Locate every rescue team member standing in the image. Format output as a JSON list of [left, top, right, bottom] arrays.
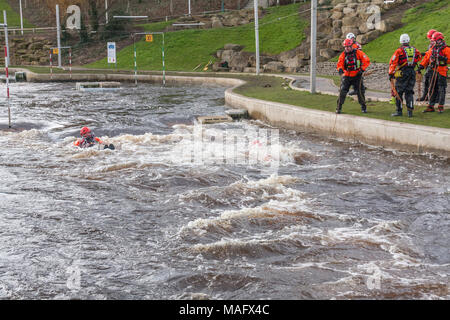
[[417, 29, 437, 102], [388, 34, 422, 117], [336, 38, 371, 114], [418, 32, 450, 113], [346, 33, 363, 96]]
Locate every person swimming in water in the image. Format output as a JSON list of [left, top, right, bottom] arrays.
[[74, 127, 115, 150]]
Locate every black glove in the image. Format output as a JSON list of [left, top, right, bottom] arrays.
[[357, 70, 363, 77], [389, 74, 394, 81], [338, 69, 344, 75], [421, 52, 426, 57], [418, 64, 424, 71]]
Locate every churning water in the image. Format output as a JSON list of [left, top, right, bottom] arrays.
[[0, 82, 448, 299]]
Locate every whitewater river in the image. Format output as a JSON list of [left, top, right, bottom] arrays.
[[0, 82, 448, 299]]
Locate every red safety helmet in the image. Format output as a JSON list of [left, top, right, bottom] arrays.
[[343, 38, 353, 47], [427, 29, 437, 40], [80, 126, 91, 137], [432, 32, 444, 41]]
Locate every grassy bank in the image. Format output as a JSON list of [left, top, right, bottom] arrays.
[[234, 75, 450, 129], [0, 0, 33, 28], [358, 0, 450, 63], [86, 3, 308, 71]]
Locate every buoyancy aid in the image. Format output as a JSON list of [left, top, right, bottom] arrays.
[[344, 50, 361, 71], [74, 134, 103, 148], [430, 45, 449, 68], [398, 46, 417, 67]]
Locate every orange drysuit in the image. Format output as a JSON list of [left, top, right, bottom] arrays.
[[420, 45, 450, 77], [336, 49, 370, 77]]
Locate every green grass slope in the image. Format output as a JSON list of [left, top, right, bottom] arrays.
[[362, 0, 450, 63], [86, 3, 308, 71], [0, 0, 33, 28]]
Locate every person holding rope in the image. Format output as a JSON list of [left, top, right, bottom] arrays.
[[388, 34, 422, 118], [417, 29, 437, 102], [336, 38, 371, 114], [418, 32, 450, 113]]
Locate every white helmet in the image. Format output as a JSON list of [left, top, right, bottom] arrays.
[[346, 33, 355, 40], [400, 34, 410, 44]]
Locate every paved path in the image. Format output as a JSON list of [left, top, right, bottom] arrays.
[[290, 75, 450, 107]]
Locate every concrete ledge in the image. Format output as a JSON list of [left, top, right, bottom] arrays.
[[24, 71, 244, 87], [225, 84, 450, 157]]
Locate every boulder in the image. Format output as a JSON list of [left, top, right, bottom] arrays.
[[211, 18, 223, 28], [341, 26, 359, 37], [277, 50, 297, 62], [378, 17, 402, 33], [331, 11, 343, 20], [318, 23, 332, 34], [250, 55, 276, 67], [216, 49, 224, 59], [343, 7, 355, 15], [332, 3, 346, 11], [212, 62, 221, 72], [221, 50, 238, 63], [320, 48, 338, 60], [264, 61, 285, 73], [223, 17, 240, 27], [358, 22, 372, 34], [342, 16, 362, 27], [332, 20, 342, 28], [283, 57, 306, 69], [332, 27, 343, 38], [229, 51, 253, 69], [355, 3, 371, 14], [201, 21, 212, 29], [318, 11, 331, 20], [356, 29, 381, 44], [328, 38, 344, 51]]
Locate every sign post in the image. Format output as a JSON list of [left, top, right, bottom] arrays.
[[107, 42, 117, 71], [50, 46, 72, 78], [0, 22, 10, 128], [133, 32, 165, 86], [50, 50, 53, 80], [3, 11, 10, 66], [56, 5, 62, 68]]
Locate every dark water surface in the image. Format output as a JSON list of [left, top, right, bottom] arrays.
[[0, 82, 448, 299]]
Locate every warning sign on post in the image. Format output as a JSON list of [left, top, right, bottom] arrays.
[[146, 34, 153, 42], [107, 42, 116, 64]]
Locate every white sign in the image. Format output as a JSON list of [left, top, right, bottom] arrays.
[[107, 42, 116, 64]]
